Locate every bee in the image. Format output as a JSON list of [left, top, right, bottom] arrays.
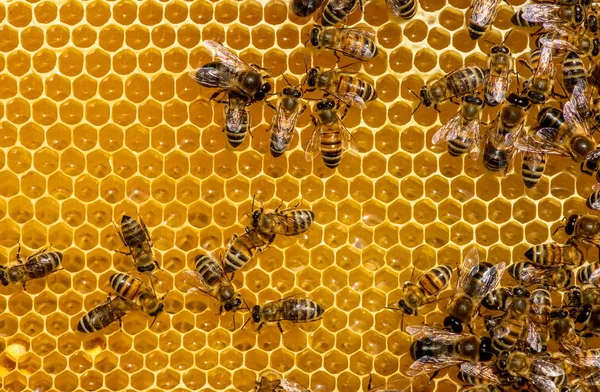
[[305, 66, 377, 109], [461, 386, 503, 392], [0, 245, 63, 290], [525, 242, 583, 267], [512, 3, 586, 29], [250, 200, 315, 237], [467, 0, 502, 40], [587, 13, 599, 35], [321, 0, 361, 26], [215, 91, 252, 148], [308, 25, 378, 61], [508, 261, 573, 288], [109, 272, 167, 325], [487, 287, 543, 354], [482, 93, 530, 176], [521, 149, 548, 188], [224, 227, 275, 274], [563, 214, 600, 249], [587, 187, 600, 210], [77, 296, 135, 333], [291, 0, 326, 17], [531, 286, 553, 349], [432, 95, 483, 158], [385, 0, 417, 19], [250, 297, 325, 333], [577, 261, 600, 286], [496, 350, 568, 392], [305, 98, 358, 169], [417, 66, 487, 110], [482, 287, 515, 311], [444, 248, 505, 333], [406, 325, 494, 378], [485, 41, 513, 107], [577, 304, 600, 335], [520, 44, 556, 104], [113, 214, 160, 274], [183, 252, 244, 318], [564, 51, 587, 94], [190, 40, 272, 102], [550, 314, 588, 355], [566, 285, 600, 326], [255, 372, 310, 392], [564, 348, 600, 371], [266, 76, 307, 157]]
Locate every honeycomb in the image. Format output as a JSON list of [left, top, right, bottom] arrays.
[[0, 0, 598, 391]]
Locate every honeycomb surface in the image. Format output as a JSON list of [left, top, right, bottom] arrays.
[[0, 0, 598, 391]]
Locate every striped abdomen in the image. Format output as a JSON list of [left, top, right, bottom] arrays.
[[578, 262, 600, 285], [110, 273, 143, 300], [482, 141, 509, 172], [277, 299, 325, 322], [320, 126, 344, 168], [224, 229, 273, 273], [465, 263, 495, 297], [195, 254, 223, 288], [336, 75, 377, 103], [418, 265, 452, 297], [446, 66, 487, 97], [275, 210, 315, 235], [386, 0, 417, 19], [588, 190, 600, 210], [511, 9, 541, 27], [77, 298, 130, 333], [269, 125, 294, 157], [563, 51, 586, 94], [448, 131, 475, 156], [225, 104, 250, 148], [340, 30, 378, 60], [322, 0, 359, 26], [491, 315, 525, 353], [521, 152, 546, 188], [26, 251, 63, 279], [468, 0, 500, 39]]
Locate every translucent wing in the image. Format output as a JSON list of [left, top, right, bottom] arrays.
[[533, 128, 573, 156], [406, 356, 466, 377], [588, 264, 600, 285], [530, 374, 560, 392], [340, 120, 359, 153], [432, 113, 462, 146], [226, 104, 248, 133], [523, 150, 543, 172], [190, 66, 235, 89], [533, 359, 565, 378], [565, 80, 592, 121], [486, 73, 510, 106], [472, 262, 506, 299], [539, 34, 579, 52], [182, 269, 222, 298], [281, 378, 310, 392], [534, 44, 555, 81], [406, 325, 462, 342], [204, 40, 252, 73], [275, 105, 301, 133], [521, 4, 564, 24], [514, 134, 571, 157], [465, 117, 482, 160], [592, 195, 600, 209], [459, 362, 502, 385], [339, 27, 376, 40], [264, 210, 314, 234], [564, 80, 593, 136], [335, 91, 367, 109], [570, 350, 600, 369], [328, 0, 358, 11], [457, 248, 480, 295], [304, 126, 322, 162], [471, 0, 500, 26], [526, 320, 543, 353], [586, 148, 600, 163]]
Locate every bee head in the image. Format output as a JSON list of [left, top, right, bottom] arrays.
[[251, 305, 261, 323], [225, 297, 242, 312], [251, 209, 262, 227], [292, 89, 302, 98], [578, 304, 593, 324], [575, 5, 584, 23], [317, 99, 335, 110], [121, 215, 132, 224], [0, 267, 7, 286], [419, 86, 431, 107], [479, 337, 493, 361], [588, 15, 598, 33], [593, 38, 600, 57], [309, 27, 321, 47], [463, 95, 483, 106], [513, 286, 530, 298], [507, 93, 529, 108], [565, 214, 579, 235], [148, 300, 165, 317], [253, 82, 272, 101], [283, 87, 292, 96], [526, 90, 545, 105], [443, 316, 463, 333], [307, 68, 319, 87]]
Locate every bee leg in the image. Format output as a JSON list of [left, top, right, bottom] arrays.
[[22, 283, 27, 291], [209, 89, 227, 102], [518, 59, 535, 75], [341, 104, 350, 120], [257, 323, 263, 334], [581, 162, 595, 175], [311, 115, 318, 126], [118, 317, 123, 330], [367, 374, 372, 391], [114, 249, 132, 256], [153, 259, 161, 270], [467, 324, 474, 334], [429, 370, 440, 382], [277, 322, 284, 334], [266, 100, 277, 111], [333, 51, 342, 63], [299, 104, 308, 115], [16, 243, 23, 264], [250, 63, 268, 71], [111, 220, 128, 247]]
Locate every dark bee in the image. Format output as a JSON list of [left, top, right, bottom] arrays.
[[550, 313, 588, 355], [468, 0, 502, 40], [432, 95, 483, 158], [250, 297, 325, 333], [531, 286, 553, 349], [250, 200, 315, 237], [482, 287, 514, 311], [485, 42, 513, 107], [508, 261, 573, 288], [406, 325, 493, 377], [214, 91, 252, 148], [109, 272, 166, 324], [308, 25, 378, 61], [577, 304, 600, 336], [305, 98, 358, 169], [563, 214, 600, 249], [444, 248, 505, 333], [418, 66, 487, 110], [496, 351, 568, 392], [587, 13, 599, 35], [266, 76, 307, 157], [563, 51, 587, 94], [0, 245, 63, 290], [389, 265, 453, 316], [291, 0, 326, 17], [113, 214, 159, 274], [77, 296, 134, 333], [224, 227, 275, 274], [525, 242, 583, 267], [305, 66, 377, 108], [190, 40, 272, 102], [321, 0, 361, 26], [385, 0, 417, 19]]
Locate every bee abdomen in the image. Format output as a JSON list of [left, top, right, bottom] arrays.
[[285, 299, 325, 322], [511, 10, 540, 27], [195, 255, 221, 286], [322, 0, 358, 26], [468, 20, 488, 40], [448, 136, 472, 156], [321, 132, 343, 168], [337, 76, 377, 103], [224, 235, 255, 273], [420, 265, 453, 296], [225, 126, 247, 148], [588, 191, 600, 210], [396, 0, 417, 19], [483, 143, 508, 172], [521, 153, 546, 188], [563, 52, 586, 94], [110, 273, 142, 300], [447, 66, 486, 96]]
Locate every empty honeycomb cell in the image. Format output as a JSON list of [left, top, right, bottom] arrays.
[[152, 24, 176, 49], [112, 149, 137, 179], [165, 48, 188, 73], [0, 26, 19, 53], [513, 198, 536, 224], [475, 222, 499, 246], [500, 221, 523, 246], [8, 195, 33, 224], [99, 74, 124, 101], [45, 313, 68, 338], [8, 50, 32, 77], [8, 2, 31, 27], [489, 199, 511, 224], [59, 0, 84, 25], [72, 24, 98, 47], [140, 48, 163, 73], [21, 26, 45, 52], [46, 25, 71, 49]]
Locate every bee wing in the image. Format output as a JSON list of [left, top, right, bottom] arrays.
[[340, 27, 376, 40], [335, 91, 367, 109], [281, 378, 310, 392], [474, 262, 506, 299], [227, 105, 247, 133], [587, 148, 600, 163], [470, 0, 500, 26], [465, 118, 482, 160], [432, 113, 462, 146], [520, 4, 562, 24], [534, 44, 554, 80], [406, 356, 465, 377], [406, 325, 462, 341], [588, 266, 600, 285], [539, 34, 578, 52], [204, 40, 253, 73], [459, 362, 502, 385], [327, 0, 357, 11], [533, 359, 565, 378], [530, 374, 560, 392], [514, 135, 569, 157], [276, 106, 301, 133], [340, 120, 359, 153], [304, 126, 322, 162], [182, 269, 221, 297], [571, 351, 600, 370], [526, 320, 543, 353], [533, 128, 575, 156], [457, 248, 481, 294], [592, 193, 600, 209], [190, 65, 235, 89], [564, 80, 593, 135]]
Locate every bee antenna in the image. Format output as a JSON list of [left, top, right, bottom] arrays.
[[251, 194, 256, 212], [149, 315, 158, 329], [241, 315, 253, 330], [484, 39, 496, 46], [411, 102, 421, 115], [553, 224, 565, 236], [503, 30, 513, 45], [281, 72, 293, 87]]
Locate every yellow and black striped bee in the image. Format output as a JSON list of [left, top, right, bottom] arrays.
[[458, 362, 508, 387], [305, 65, 377, 109], [215, 91, 252, 148], [520, 44, 556, 104], [0, 245, 63, 290], [292, 0, 326, 17], [388, 265, 453, 317], [531, 286, 554, 349], [566, 348, 600, 371], [521, 148, 548, 188], [496, 351, 568, 392], [321, 0, 362, 26], [563, 214, 600, 249], [305, 98, 358, 169], [266, 76, 307, 157], [525, 242, 583, 267], [564, 51, 587, 94], [482, 287, 515, 312], [250, 297, 325, 333], [432, 95, 483, 158], [109, 272, 166, 324], [113, 214, 160, 274], [250, 200, 315, 237], [183, 252, 245, 319], [406, 325, 493, 378], [77, 296, 135, 333], [190, 40, 272, 102], [467, 0, 502, 40], [308, 25, 379, 61], [385, 0, 417, 19], [485, 41, 513, 107], [512, 3, 586, 29], [417, 66, 487, 110], [508, 261, 573, 288], [444, 248, 505, 333], [224, 227, 275, 274]]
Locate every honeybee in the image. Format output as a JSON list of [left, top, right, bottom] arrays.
[[459, 362, 508, 386], [250, 297, 325, 333], [566, 285, 600, 327], [485, 41, 513, 107], [444, 248, 506, 333], [255, 373, 310, 392], [482, 93, 530, 176], [482, 287, 516, 311], [308, 25, 378, 61], [577, 261, 600, 285], [109, 272, 166, 325], [183, 252, 245, 319], [224, 227, 275, 274], [266, 76, 307, 157], [563, 214, 600, 248], [461, 386, 503, 392], [513, 3, 586, 29], [496, 351, 568, 392], [417, 66, 487, 110], [388, 265, 453, 316], [215, 91, 252, 148], [564, 51, 587, 94], [305, 66, 377, 108], [406, 325, 494, 377], [321, 0, 361, 26], [521, 149, 548, 188], [292, 0, 326, 17], [250, 199, 315, 237], [521, 44, 556, 104], [538, 29, 600, 58], [385, 0, 417, 19], [305, 98, 358, 169], [525, 242, 583, 267], [432, 95, 483, 158], [113, 214, 160, 274], [551, 314, 588, 355], [77, 296, 135, 333], [588, 13, 599, 35], [190, 40, 272, 102], [467, 0, 502, 40], [508, 261, 573, 288], [0, 245, 63, 289]]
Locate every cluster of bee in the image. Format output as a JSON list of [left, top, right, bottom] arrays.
[[291, 0, 418, 24], [382, 213, 600, 392]]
